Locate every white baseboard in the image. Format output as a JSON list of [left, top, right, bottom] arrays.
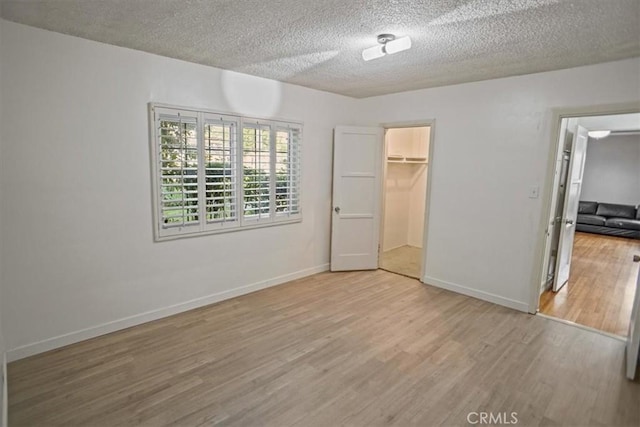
[[383, 244, 423, 252], [2, 352, 6, 427], [382, 244, 405, 252], [540, 280, 552, 294], [422, 275, 530, 313], [7, 264, 330, 362]]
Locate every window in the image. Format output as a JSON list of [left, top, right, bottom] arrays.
[[150, 105, 302, 240], [204, 116, 238, 224], [242, 122, 272, 220], [274, 125, 301, 216]]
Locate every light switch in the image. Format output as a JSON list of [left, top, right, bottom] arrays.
[[529, 186, 540, 199]]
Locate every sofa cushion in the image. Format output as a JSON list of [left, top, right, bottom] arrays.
[[605, 218, 640, 231], [596, 203, 636, 219], [577, 214, 607, 226], [578, 201, 598, 215], [637, 207, 640, 220]]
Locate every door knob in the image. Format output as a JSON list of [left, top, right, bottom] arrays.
[[634, 255, 640, 262], [566, 219, 574, 225], [334, 206, 341, 213]]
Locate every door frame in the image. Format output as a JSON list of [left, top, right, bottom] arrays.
[[528, 102, 640, 314], [378, 119, 436, 282]]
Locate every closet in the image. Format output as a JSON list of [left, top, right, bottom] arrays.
[[380, 126, 430, 279]]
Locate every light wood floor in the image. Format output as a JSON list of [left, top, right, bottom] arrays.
[[379, 245, 422, 278], [9, 270, 640, 426], [540, 232, 640, 337]]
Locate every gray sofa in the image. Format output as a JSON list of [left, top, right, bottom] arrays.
[[577, 201, 640, 239]]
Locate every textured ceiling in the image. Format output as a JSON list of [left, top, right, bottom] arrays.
[[1, 0, 639, 98], [579, 113, 640, 132]]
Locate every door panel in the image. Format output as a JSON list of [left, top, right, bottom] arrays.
[[341, 179, 378, 214], [553, 125, 588, 292], [331, 126, 383, 271]]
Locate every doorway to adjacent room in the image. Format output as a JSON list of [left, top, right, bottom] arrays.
[[536, 111, 640, 337], [379, 126, 430, 279]]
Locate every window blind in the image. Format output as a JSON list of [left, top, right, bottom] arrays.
[[203, 116, 237, 224], [157, 111, 199, 229], [150, 104, 302, 240], [275, 125, 301, 216], [242, 123, 272, 221]]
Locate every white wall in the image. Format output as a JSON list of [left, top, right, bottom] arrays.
[[359, 57, 640, 312], [383, 164, 410, 251], [581, 135, 640, 205], [407, 164, 428, 248], [0, 21, 358, 360], [407, 128, 429, 248]]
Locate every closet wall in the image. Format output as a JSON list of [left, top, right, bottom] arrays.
[[382, 127, 430, 251]]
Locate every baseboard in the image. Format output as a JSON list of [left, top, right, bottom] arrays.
[[540, 280, 552, 294], [422, 275, 530, 313], [2, 352, 6, 427], [383, 244, 423, 252], [7, 263, 330, 362]]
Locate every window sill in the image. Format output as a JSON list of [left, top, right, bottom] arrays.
[[154, 216, 302, 242]]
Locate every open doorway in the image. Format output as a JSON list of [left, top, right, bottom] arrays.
[[537, 112, 640, 337], [379, 126, 430, 279]]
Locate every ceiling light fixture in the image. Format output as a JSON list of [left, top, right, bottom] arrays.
[[362, 34, 412, 61], [588, 130, 611, 139]]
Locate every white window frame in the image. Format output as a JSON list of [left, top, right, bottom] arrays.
[[149, 103, 302, 241], [272, 121, 302, 221]]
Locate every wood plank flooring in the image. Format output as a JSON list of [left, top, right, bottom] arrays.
[[379, 245, 422, 279], [9, 270, 640, 426], [540, 232, 640, 336]]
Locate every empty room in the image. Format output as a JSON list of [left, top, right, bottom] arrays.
[[0, 1, 639, 426]]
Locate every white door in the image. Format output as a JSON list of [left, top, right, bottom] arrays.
[[553, 126, 588, 292], [626, 254, 640, 380], [331, 126, 383, 271]]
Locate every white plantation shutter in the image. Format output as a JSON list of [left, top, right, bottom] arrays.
[[274, 123, 302, 218], [150, 104, 302, 241], [290, 126, 302, 215], [156, 109, 200, 233], [242, 121, 272, 222], [203, 114, 240, 229]]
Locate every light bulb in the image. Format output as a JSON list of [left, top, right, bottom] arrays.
[[588, 130, 611, 139], [362, 44, 385, 61], [384, 36, 412, 55]]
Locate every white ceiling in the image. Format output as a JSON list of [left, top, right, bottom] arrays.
[[578, 112, 640, 132], [1, 0, 639, 98]]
